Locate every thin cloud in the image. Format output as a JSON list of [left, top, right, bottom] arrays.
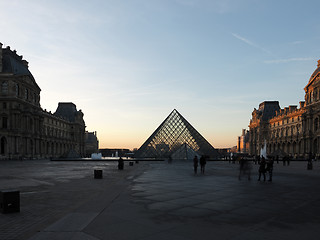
[[231, 33, 273, 55], [175, 0, 235, 14], [264, 57, 313, 64], [290, 41, 303, 45]]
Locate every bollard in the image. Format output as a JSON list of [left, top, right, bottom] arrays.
[[129, 162, 134, 166], [94, 169, 103, 179], [0, 190, 20, 214]]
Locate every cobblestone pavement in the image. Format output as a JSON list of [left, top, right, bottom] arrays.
[[1, 160, 320, 240], [0, 160, 142, 240]]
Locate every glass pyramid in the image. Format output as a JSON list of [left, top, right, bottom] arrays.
[[171, 143, 201, 161], [135, 109, 219, 159]]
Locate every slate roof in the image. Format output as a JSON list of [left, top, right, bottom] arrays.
[[54, 102, 78, 122], [2, 47, 34, 78]]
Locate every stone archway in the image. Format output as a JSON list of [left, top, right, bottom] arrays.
[[287, 142, 291, 155], [1, 137, 7, 155], [292, 142, 297, 155]]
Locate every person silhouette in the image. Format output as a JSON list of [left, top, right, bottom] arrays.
[[266, 158, 274, 181], [193, 156, 198, 175], [200, 155, 206, 174], [258, 156, 266, 181], [118, 157, 124, 170]]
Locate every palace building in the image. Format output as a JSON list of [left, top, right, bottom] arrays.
[[249, 60, 320, 158], [0, 43, 86, 159]]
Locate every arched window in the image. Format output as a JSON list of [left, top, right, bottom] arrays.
[[15, 84, 19, 97], [25, 89, 29, 100], [2, 116, 8, 129], [1, 81, 8, 94]]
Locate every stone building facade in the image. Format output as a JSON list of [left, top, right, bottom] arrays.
[[237, 129, 249, 153], [85, 131, 99, 157], [0, 43, 86, 159], [249, 60, 320, 158]]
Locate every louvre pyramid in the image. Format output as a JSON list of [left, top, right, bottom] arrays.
[[171, 143, 201, 161], [135, 109, 220, 158]]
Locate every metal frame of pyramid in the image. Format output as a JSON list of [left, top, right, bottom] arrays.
[[135, 109, 220, 159], [171, 143, 201, 161]]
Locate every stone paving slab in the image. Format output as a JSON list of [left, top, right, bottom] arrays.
[[1, 160, 320, 239]]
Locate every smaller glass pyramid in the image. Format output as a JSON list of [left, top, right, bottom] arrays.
[[135, 109, 219, 159], [171, 143, 200, 161]]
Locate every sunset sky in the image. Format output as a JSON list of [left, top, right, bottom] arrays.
[[2, 0, 320, 150]]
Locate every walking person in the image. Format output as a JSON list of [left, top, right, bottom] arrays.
[[238, 157, 245, 180], [258, 156, 266, 181], [193, 156, 198, 175], [118, 157, 124, 170], [238, 157, 251, 181], [266, 158, 274, 181], [200, 155, 206, 174]]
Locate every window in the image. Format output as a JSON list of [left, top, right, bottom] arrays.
[[25, 89, 28, 100], [15, 84, 19, 97], [2, 117, 7, 129], [3, 102, 7, 109], [1, 82, 8, 94]]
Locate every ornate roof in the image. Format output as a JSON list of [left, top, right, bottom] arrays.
[[0, 43, 40, 91], [1, 46, 33, 77], [306, 60, 320, 88]]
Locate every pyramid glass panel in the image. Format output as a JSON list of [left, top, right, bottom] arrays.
[[135, 109, 219, 158]]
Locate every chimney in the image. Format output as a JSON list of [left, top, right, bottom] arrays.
[[285, 107, 289, 114], [317, 59, 320, 68], [289, 105, 297, 112], [22, 59, 29, 68], [0, 42, 2, 72], [299, 101, 305, 108]]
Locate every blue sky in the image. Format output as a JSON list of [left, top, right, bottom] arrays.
[[1, 0, 320, 149]]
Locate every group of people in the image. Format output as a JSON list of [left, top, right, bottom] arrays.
[[237, 155, 274, 182], [193, 155, 207, 174], [257, 156, 274, 182]]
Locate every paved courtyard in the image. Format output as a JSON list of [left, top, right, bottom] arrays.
[[1, 159, 320, 240]]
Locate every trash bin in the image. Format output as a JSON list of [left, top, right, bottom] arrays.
[[0, 190, 20, 214], [94, 169, 103, 179]]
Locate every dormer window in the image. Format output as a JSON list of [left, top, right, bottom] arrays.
[[25, 89, 28, 100], [1, 81, 8, 94], [15, 84, 20, 97]]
